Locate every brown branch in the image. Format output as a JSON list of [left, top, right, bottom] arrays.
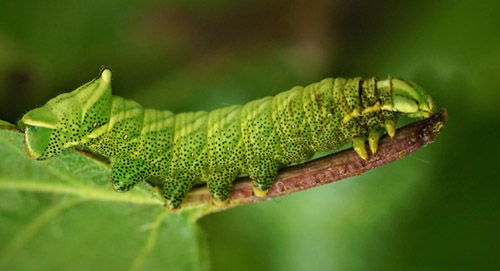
[[1, 111, 448, 214], [182, 109, 448, 212]]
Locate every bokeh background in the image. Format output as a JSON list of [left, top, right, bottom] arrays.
[[1, 0, 499, 270]]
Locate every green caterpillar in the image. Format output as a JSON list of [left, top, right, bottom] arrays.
[[19, 69, 434, 210]]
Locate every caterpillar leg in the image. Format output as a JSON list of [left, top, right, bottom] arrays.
[[249, 160, 280, 197], [368, 129, 383, 154], [352, 137, 368, 160], [384, 119, 396, 138], [344, 110, 370, 160], [353, 127, 385, 158], [111, 158, 150, 192], [207, 170, 238, 206], [163, 174, 195, 211], [253, 176, 275, 197]]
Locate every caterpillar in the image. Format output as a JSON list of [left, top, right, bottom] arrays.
[[19, 69, 434, 210]]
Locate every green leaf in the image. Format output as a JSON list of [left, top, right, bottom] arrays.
[[0, 127, 210, 271]]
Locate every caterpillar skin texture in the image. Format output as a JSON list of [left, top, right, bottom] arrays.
[[20, 69, 434, 210]]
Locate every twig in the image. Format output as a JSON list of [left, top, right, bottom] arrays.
[[182, 109, 448, 212], [1, 110, 448, 214]]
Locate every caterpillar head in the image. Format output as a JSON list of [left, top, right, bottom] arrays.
[[390, 77, 435, 118], [19, 69, 113, 159]]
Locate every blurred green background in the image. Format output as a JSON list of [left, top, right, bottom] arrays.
[[1, 0, 499, 270]]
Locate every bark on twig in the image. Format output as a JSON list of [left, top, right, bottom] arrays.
[[1, 110, 448, 213], [182, 109, 448, 212]]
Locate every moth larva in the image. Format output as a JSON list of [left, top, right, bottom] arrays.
[[19, 69, 434, 210]]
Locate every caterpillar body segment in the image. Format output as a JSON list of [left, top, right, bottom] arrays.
[[20, 69, 434, 210]]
